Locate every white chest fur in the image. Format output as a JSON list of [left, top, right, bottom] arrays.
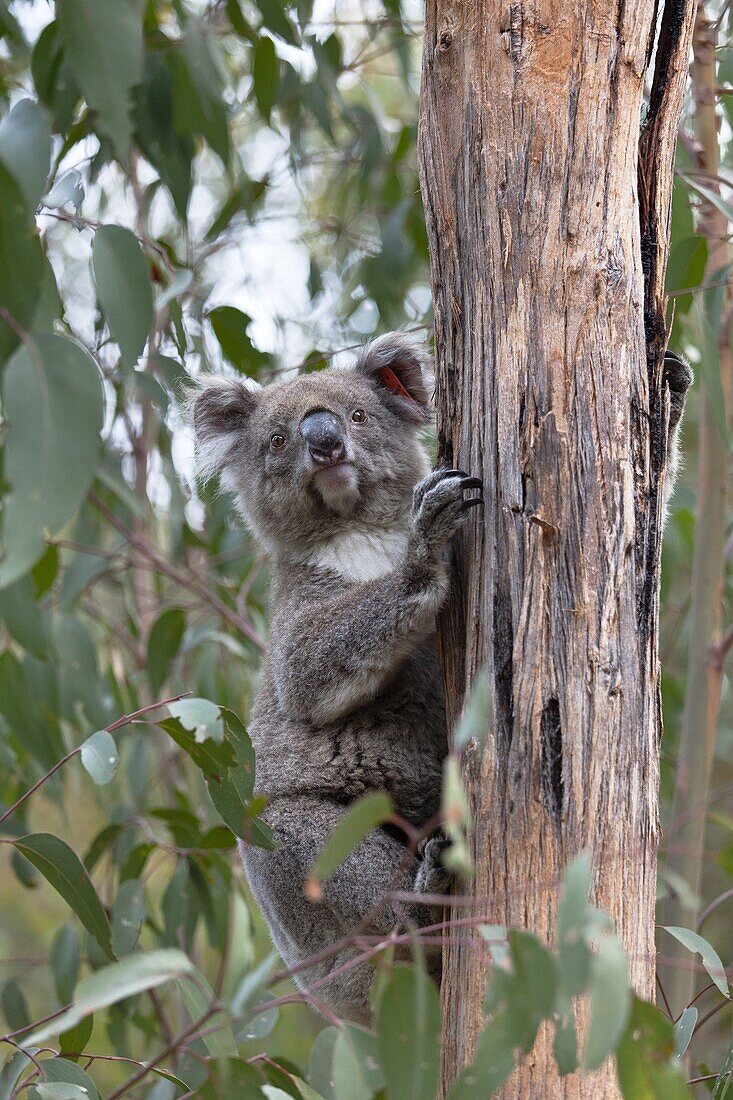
[[306, 526, 409, 582]]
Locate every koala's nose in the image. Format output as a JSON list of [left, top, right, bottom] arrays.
[[300, 410, 345, 465]]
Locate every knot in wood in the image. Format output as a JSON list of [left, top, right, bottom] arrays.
[[438, 29, 453, 52]]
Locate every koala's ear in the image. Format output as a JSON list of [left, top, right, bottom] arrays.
[[190, 376, 260, 479], [354, 333, 432, 424]]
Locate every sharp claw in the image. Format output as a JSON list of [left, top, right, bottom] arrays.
[[462, 497, 484, 510], [460, 477, 483, 491]]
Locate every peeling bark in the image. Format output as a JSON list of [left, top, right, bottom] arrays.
[[418, 0, 695, 1094]]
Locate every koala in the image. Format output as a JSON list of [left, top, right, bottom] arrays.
[[192, 334, 479, 1025], [662, 350, 693, 517], [191, 335, 691, 1025]]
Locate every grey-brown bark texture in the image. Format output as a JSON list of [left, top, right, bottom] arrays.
[[418, 0, 695, 1095]]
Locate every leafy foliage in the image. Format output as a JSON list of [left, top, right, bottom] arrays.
[[0, 0, 729, 1096]]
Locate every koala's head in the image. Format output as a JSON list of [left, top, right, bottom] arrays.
[[191, 333, 432, 555]]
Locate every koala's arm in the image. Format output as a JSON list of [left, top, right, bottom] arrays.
[[271, 470, 481, 725], [662, 351, 693, 521]]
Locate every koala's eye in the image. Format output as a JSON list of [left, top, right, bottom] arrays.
[[270, 433, 286, 450], [351, 408, 367, 423]]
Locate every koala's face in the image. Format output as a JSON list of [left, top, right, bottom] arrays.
[[192, 334, 433, 553]]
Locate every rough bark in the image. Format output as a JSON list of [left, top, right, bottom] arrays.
[[418, 0, 695, 1094]]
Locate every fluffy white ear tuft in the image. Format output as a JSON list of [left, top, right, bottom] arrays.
[[354, 332, 433, 424], [189, 375, 260, 480]]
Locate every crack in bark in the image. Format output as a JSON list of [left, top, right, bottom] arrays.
[[540, 697, 564, 823]]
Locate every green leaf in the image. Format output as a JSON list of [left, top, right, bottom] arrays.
[[26, 949, 195, 1045], [43, 170, 84, 214], [334, 1025, 384, 1099], [207, 305, 271, 376], [306, 792, 392, 898], [557, 852, 601, 998], [80, 730, 119, 786], [111, 878, 145, 957], [38, 1058, 99, 1100], [0, 652, 63, 768], [12, 834, 113, 960], [59, 1014, 94, 1059], [0, 98, 52, 209], [662, 926, 730, 998], [92, 225, 153, 370], [440, 756, 473, 879], [700, 276, 732, 447], [615, 998, 688, 1100], [715, 1039, 733, 1099], [169, 697, 224, 743], [0, 1050, 37, 1100], [222, 707, 256, 802], [230, 952, 278, 1018], [253, 37, 280, 122], [258, 0, 299, 44], [0, 161, 44, 364], [553, 998, 578, 1076], [30, 1085, 89, 1099], [680, 172, 733, 227], [173, 26, 230, 166], [451, 931, 558, 1099], [673, 1005, 697, 1059], [147, 608, 186, 695], [0, 334, 103, 587], [448, 1009, 516, 1099], [133, 55, 193, 219], [377, 965, 441, 1100], [2, 978, 30, 1032], [158, 716, 236, 776], [453, 673, 490, 752], [56, 0, 144, 160], [0, 575, 48, 658], [178, 967, 237, 1058], [51, 925, 80, 1004], [205, 774, 251, 838], [582, 933, 631, 1071]]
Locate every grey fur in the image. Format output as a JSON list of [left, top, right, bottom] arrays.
[[191, 334, 690, 1024], [192, 334, 473, 1024]]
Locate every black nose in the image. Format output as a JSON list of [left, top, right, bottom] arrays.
[[300, 410, 345, 465]]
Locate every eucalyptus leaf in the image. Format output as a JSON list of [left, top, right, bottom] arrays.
[[169, 697, 223, 743], [13, 834, 113, 960], [56, 0, 144, 159], [673, 1005, 697, 1059], [377, 965, 440, 1100], [26, 950, 195, 1045], [80, 730, 119, 786], [0, 98, 52, 208], [0, 161, 44, 364], [307, 792, 393, 898], [92, 225, 153, 370], [662, 926, 730, 998], [0, 335, 103, 587]]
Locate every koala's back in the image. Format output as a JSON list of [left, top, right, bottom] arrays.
[[250, 634, 447, 827]]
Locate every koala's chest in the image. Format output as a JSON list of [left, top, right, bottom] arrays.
[[253, 643, 447, 824]]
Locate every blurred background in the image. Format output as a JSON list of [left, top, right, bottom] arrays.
[[0, 0, 730, 1094]]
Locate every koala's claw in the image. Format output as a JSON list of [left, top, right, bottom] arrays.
[[412, 467, 483, 547], [415, 832, 454, 895], [663, 351, 693, 431]]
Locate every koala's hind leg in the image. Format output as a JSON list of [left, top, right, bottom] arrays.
[[240, 796, 441, 1025]]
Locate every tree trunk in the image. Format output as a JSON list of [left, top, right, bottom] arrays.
[[418, 0, 695, 1094]]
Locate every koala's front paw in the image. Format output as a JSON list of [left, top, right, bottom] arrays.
[[663, 351, 693, 431], [411, 468, 482, 552], [414, 832, 454, 895]]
